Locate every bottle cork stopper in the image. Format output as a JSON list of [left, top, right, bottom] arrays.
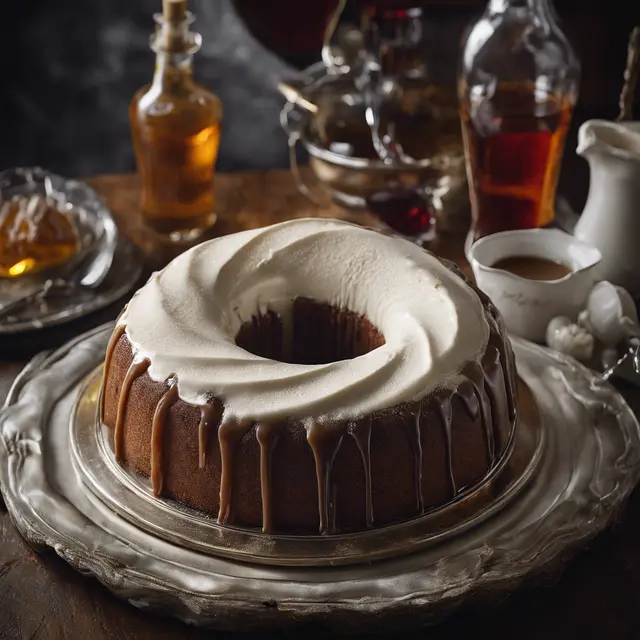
[[163, 0, 187, 22]]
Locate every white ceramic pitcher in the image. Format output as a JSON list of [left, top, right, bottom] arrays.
[[574, 119, 640, 296]]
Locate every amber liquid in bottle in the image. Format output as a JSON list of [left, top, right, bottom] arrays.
[[130, 0, 222, 241], [460, 83, 573, 242]]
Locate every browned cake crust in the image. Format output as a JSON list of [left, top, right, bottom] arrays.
[[101, 265, 518, 535]]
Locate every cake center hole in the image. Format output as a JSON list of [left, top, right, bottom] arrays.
[[235, 297, 385, 365]]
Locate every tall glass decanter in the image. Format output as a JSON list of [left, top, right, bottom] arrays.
[[459, 0, 580, 244]]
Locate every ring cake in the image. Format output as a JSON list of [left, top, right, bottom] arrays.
[[100, 218, 518, 535]]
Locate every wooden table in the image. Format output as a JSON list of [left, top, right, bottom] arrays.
[[1, 171, 640, 640]]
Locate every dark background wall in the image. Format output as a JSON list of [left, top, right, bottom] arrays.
[[0, 0, 638, 179]]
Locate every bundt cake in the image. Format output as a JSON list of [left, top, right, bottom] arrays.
[[100, 218, 518, 535]]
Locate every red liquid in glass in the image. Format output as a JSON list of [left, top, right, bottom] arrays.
[[367, 187, 434, 240]]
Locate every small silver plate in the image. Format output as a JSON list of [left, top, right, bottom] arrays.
[[0, 168, 142, 334], [1, 324, 639, 631]]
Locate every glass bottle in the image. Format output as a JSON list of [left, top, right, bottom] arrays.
[[459, 0, 580, 245], [354, 4, 468, 243], [130, 0, 222, 242]]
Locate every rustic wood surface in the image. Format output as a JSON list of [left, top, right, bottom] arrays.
[[1, 170, 640, 640]]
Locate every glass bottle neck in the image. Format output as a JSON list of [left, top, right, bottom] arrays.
[[150, 11, 200, 92], [152, 51, 194, 91]]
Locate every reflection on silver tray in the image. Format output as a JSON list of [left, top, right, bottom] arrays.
[[1, 323, 640, 631], [71, 370, 541, 567], [0, 167, 142, 334]]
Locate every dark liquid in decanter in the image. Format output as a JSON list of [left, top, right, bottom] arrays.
[[461, 83, 573, 242]]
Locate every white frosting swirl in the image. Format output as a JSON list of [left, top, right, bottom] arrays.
[[121, 218, 489, 423]]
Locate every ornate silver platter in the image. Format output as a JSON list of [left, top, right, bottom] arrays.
[[1, 323, 639, 631], [70, 370, 540, 567]]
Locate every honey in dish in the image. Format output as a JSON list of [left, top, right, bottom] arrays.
[[0, 194, 80, 278], [492, 255, 572, 281]]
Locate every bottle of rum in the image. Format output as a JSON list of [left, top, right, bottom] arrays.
[[459, 0, 580, 246], [130, 0, 222, 242]]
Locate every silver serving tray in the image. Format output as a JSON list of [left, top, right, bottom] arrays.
[[1, 323, 639, 631], [70, 370, 539, 567]]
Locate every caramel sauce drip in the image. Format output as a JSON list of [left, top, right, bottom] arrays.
[[101, 324, 126, 423], [307, 425, 344, 535], [217, 419, 251, 525], [484, 300, 518, 422], [349, 418, 374, 527], [198, 401, 222, 468], [114, 358, 150, 460], [256, 423, 281, 533], [330, 482, 339, 534], [404, 405, 425, 514], [482, 345, 512, 456], [435, 395, 457, 497], [457, 379, 480, 423], [464, 362, 496, 468], [150, 381, 179, 495]]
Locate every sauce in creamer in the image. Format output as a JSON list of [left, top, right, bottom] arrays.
[[492, 255, 572, 281]]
